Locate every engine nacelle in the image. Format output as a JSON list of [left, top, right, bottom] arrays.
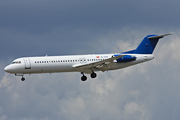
[[114, 55, 136, 63]]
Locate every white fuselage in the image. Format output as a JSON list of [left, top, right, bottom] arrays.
[[4, 54, 154, 75]]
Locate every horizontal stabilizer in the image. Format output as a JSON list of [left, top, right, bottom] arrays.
[[148, 33, 173, 39], [134, 33, 173, 54]]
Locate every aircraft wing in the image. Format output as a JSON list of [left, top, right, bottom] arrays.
[[73, 54, 125, 72]]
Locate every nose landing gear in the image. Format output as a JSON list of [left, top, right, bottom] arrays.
[[21, 77, 25, 81], [15, 74, 25, 81]]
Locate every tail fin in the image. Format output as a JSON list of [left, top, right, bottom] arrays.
[[134, 33, 172, 54]]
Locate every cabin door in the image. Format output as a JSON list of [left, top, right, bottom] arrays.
[[24, 58, 31, 69]]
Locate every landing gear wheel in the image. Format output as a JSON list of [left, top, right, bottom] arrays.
[[91, 72, 97, 78], [81, 75, 87, 81], [21, 77, 25, 81]]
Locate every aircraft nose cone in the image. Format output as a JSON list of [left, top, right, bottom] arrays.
[[4, 65, 11, 73]]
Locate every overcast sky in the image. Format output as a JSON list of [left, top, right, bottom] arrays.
[[1, 0, 180, 120]]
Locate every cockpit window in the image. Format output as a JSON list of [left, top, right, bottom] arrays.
[[11, 61, 21, 64]]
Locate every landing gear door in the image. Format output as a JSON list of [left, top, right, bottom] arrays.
[[24, 58, 31, 69]]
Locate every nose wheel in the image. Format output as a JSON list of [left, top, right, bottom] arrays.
[[15, 74, 25, 81], [21, 77, 25, 81]]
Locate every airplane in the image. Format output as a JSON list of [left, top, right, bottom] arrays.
[[4, 33, 172, 81]]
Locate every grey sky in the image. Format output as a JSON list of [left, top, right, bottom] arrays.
[[0, 0, 180, 120]]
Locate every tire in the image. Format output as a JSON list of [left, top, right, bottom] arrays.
[[81, 76, 87, 81], [91, 72, 97, 78]]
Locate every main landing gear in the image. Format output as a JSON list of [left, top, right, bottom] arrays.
[[91, 72, 97, 78], [81, 75, 87, 81], [81, 72, 97, 81]]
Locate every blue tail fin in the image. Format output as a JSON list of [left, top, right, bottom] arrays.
[[134, 35, 158, 54], [134, 34, 172, 54]]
